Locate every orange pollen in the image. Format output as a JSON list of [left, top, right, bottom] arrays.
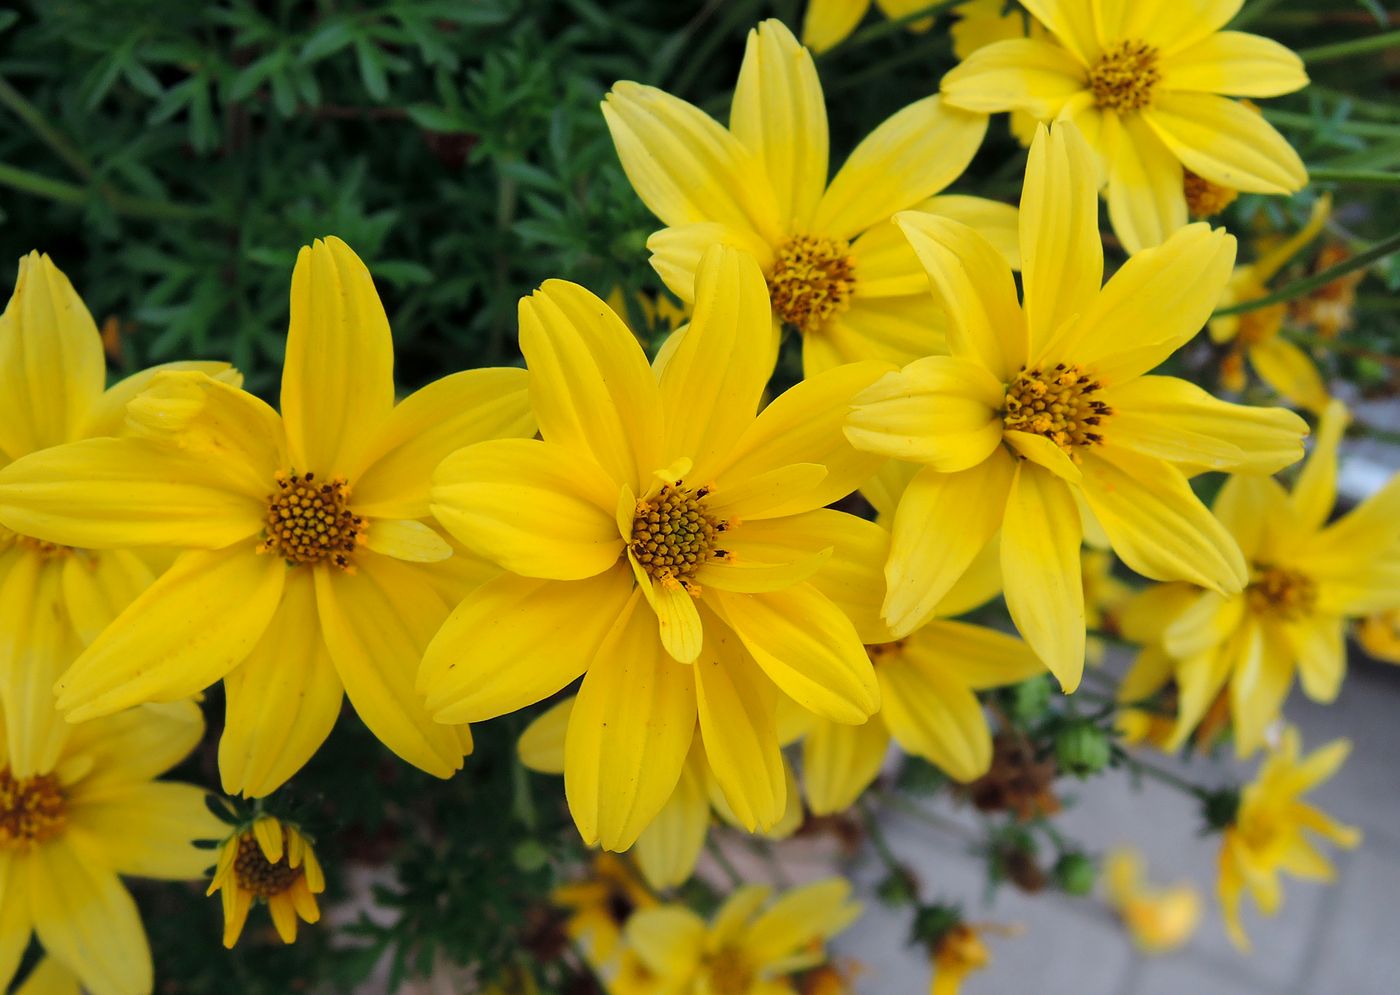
[[769, 235, 856, 335], [1184, 170, 1238, 218], [629, 483, 727, 593], [257, 471, 364, 570], [1246, 565, 1316, 620], [233, 832, 301, 898], [1003, 364, 1111, 459], [0, 769, 66, 849], [1090, 39, 1160, 112]]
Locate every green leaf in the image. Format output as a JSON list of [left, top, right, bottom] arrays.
[[405, 103, 470, 133], [355, 38, 390, 101]]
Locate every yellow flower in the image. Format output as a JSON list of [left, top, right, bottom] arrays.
[[550, 852, 657, 971], [1210, 197, 1333, 414], [0, 237, 536, 797], [844, 121, 1307, 691], [1143, 400, 1400, 754], [1219, 726, 1360, 951], [623, 879, 860, 994], [929, 923, 992, 995], [941, 0, 1309, 252], [801, 0, 937, 54], [207, 814, 325, 948], [950, 0, 1047, 147], [604, 19, 1014, 377], [1357, 608, 1400, 664], [421, 245, 890, 851], [0, 698, 220, 995], [1103, 847, 1201, 953], [0, 252, 233, 781]]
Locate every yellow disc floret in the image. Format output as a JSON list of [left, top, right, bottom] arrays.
[[1003, 364, 1111, 458], [770, 235, 856, 335], [233, 832, 301, 898], [0, 769, 66, 849], [629, 483, 727, 592], [1246, 565, 1317, 620], [1090, 40, 1160, 112], [704, 947, 756, 995], [257, 471, 365, 570], [1184, 170, 1239, 218]]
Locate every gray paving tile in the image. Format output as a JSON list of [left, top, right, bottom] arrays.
[[1301, 847, 1400, 995], [1131, 956, 1280, 995]]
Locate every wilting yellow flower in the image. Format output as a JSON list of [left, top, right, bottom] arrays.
[[0, 252, 233, 779], [941, 0, 1309, 252], [551, 852, 657, 971], [605, 19, 1014, 377], [623, 879, 860, 994], [845, 121, 1307, 690], [1136, 401, 1400, 754], [1103, 847, 1201, 953], [421, 245, 890, 850], [1219, 727, 1360, 951], [950, 0, 1047, 147], [0, 237, 535, 797], [207, 814, 325, 948], [1210, 197, 1332, 413], [1357, 608, 1400, 664], [801, 0, 936, 53], [929, 923, 992, 995], [0, 699, 219, 995]]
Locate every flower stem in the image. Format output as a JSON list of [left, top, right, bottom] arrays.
[[1212, 230, 1400, 317], [1308, 167, 1400, 187], [1121, 753, 1208, 800], [1298, 30, 1400, 65], [0, 75, 94, 180]]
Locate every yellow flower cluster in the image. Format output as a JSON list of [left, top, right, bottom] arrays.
[[0, 8, 1385, 991]]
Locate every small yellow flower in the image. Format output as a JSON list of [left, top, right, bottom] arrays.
[[844, 121, 1306, 691], [941, 0, 1309, 252], [929, 923, 992, 995], [0, 699, 220, 995], [1103, 847, 1201, 953], [623, 879, 860, 994], [550, 852, 657, 970], [207, 814, 325, 948], [1219, 727, 1360, 951], [1357, 608, 1400, 664], [605, 19, 1014, 377], [0, 237, 536, 796], [801, 0, 936, 54], [1210, 198, 1333, 414]]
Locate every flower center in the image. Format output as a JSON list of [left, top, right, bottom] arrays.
[[257, 471, 365, 570], [769, 235, 856, 335], [0, 769, 66, 849], [233, 833, 302, 898], [705, 947, 756, 995], [1246, 565, 1316, 620], [629, 484, 727, 593], [1089, 40, 1160, 112], [1002, 364, 1111, 459], [1183, 170, 1238, 218]]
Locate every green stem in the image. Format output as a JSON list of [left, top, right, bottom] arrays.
[[1298, 30, 1400, 65], [0, 160, 87, 204], [824, 0, 963, 55], [1307, 167, 1400, 187], [1266, 108, 1399, 140], [1212, 231, 1400, 317], [0, 75, 94, 180], [1123, 754, 1208, 799], [858, 798, 907, 877]]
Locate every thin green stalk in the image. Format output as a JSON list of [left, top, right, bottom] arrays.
[[1307, 167, 1400, 187], [1266, 108, 1399, 140], [0, 75, 94, 179], [0, 160, 87, 204], [1212, 231, 1400, 317], [705, 835, 745, 888], [1123, 755, 1209, 799], [1298, 30, 1400, 65], [858, 799, 907, 877], [825, 0, 963, 55]]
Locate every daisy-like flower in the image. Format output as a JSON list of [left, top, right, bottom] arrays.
[[941, 0, 1310, 252], [604, 19, 1014, 377], [207, 814, 325, 948], [623, 879, 860, 994], [801, 0, 936, 54], [550, 852, 657, 971], [0, 699, 221, 995], [0, 252, 232, 778], [1210, 197, 1332, 414], [421, 245, 890, 851], [1102, 847, 1201, 954], [844, 121, 1307, 691], [1125, 400, 1400, 754], [0, 237, 535, 796], [1218, 726, 1360, 951]]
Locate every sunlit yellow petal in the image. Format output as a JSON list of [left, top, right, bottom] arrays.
[[1101, 110, 1187, 254], [879, 652, 993, 781], [1020, 0, 1099, 64], [69, 781, 222, 880], [1161, 31, 1308, 98], [1143, 93, 1306, 194], [634, 742, 710, 889], [940, 38, 1089, 119], [802, 715, 889, 814], [79, 360, 237, 441], [1248, 337, 1330, 414], [647, 222, 777, 305], [1290, 399, 1348, 532], [801, 0, 869, 54]]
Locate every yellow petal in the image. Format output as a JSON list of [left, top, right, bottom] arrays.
[[815, 296, 948, 375], [801, 0, 869, 53], [894, 211, 1026, 381], [69, 781, 223, 880], [60, 548, 152, 647], [879, 651, 994, 781], [1102, 110, 1187, 254], [849, 218, 935, 299], [1161, 31, 1308, 98], [61, 700, 205, 793], [702, 462, 827, 521], [1229, 618, 1293, 755], [1143, 93, 1306, 194], [659, 245, 775, 481], [731, 19, 828, 230], [912, 619, 1045, 690], [1287, 615, 1345, 704], [56, 545, 284, 721], [1081, 449, 1247, 594], [882, 454, 1014, 636], [1020, 0, 1099, 64], [1211, 474, 1293, 563], [0, 253, 104, 458], [564, 593, 696, 849], [1290, 399, 1348, 532], [0, 849, 31, 988], [0, 437, 263, 549], [814, 96, 987, 240], [710, 583, 877, 724], [1165, 641, 1234, 751], [348, 367, 535, 519], [282, 237, 396, 476], [802, 715, 889, 815], [0, 556, 73, 777], [602, 82, 780, 239], [13, 957, 81, 995], [420, 565, 634, 723], [634, 740, 709, 890], [315, 554, 468, 778], [79, 360, 238, 441], [924, 194, 1022, 268], [626, 906, 707, 978], [1248, 337, 1330, 414], [1000, 463, 1085, 691], [940, 38, 1088, 119], [651, 581, 704, 664], [430, 438, 623, 581], [647, 222, 776, 305], [516, 695, 573, 774], [845, 356, 1004, 472], [746, 878, 860, 961], [520, 279, 663, 492], [1005, 430, 1083, 483], [362, 518, 453, 563], [219, 569, 344, 797], [693, 543, 832, 595], [1108, 0, 1241, 55]]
